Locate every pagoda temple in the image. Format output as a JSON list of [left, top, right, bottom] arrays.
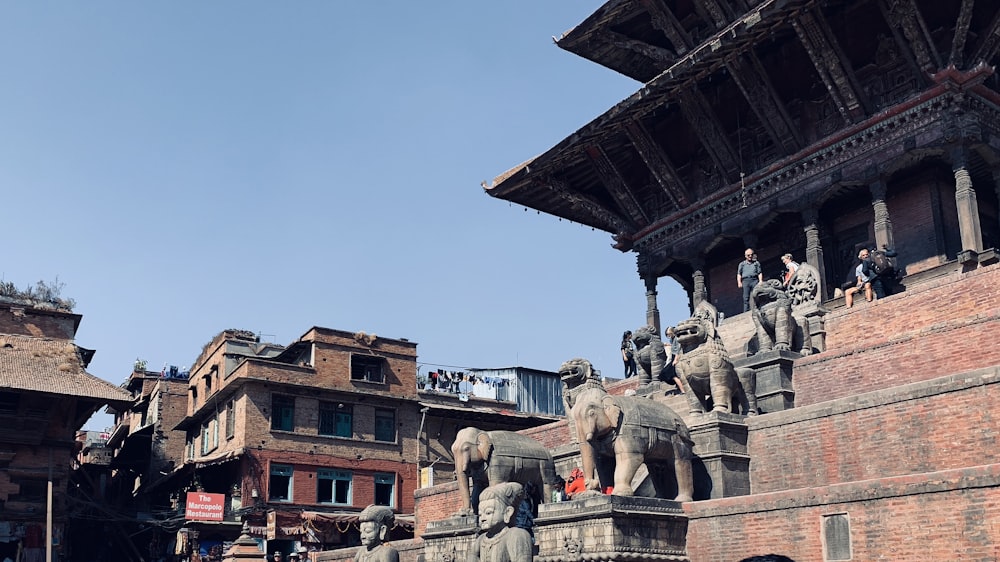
[[486, 0, 1000, 324]]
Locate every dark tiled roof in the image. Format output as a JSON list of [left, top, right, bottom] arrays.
[[0, 334, 131, 403]]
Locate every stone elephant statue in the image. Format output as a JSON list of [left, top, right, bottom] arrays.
[[560, 359, 694, 502], [675, 301, 758, 416], [451, 427, 557, 515]]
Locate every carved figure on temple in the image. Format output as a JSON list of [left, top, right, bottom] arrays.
[[674, 302, 758, 416], [559, 358, 694, 502], [354, 505, 399, 562], [746, 267, 818, 356], [467, 482, 533, 562], [750, 279, 795, 353], [451, 427, 557, 515], [786, 262, 821, 307], [632, 325, 667, 385]]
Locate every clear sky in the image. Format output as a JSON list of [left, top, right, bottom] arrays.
[[1, 2, 690, 430]]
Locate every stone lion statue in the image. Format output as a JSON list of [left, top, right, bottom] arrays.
[[632, 325, 667, 386], [675, 301, 758, 416], [750, 279, 795, 353], [746, 272, 816, 356]]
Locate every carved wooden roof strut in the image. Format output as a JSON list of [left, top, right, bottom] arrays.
[[624, 120, 692, 210], [792, 8, 867, 123], [726, 52, 803, 155], [971, 5, 1000, 66], [585, 145, 650, 227], [676, 88, 741, 182], [695, 0, 733, 30], [878, 0, 942, 74], [537, 177, 635, 234], [599, 28, 677, 67], [949, 0, 976, 68], [641, 0, 692, 55]]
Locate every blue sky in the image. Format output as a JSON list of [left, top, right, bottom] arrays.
[[1, 2, 689, 430]]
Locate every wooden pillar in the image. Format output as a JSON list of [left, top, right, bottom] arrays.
[[801, 207, 826, 301], [952, 147, 984, 256], [869, 179, 895, 251], [644, 275, 661, 333]]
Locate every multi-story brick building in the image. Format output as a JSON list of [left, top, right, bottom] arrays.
[[0, 300, 131, 562], [164, 326, 558, 561]]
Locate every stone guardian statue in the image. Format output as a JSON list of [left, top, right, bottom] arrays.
[[354, 505, 399, 562], [467, 482, 534, 562]]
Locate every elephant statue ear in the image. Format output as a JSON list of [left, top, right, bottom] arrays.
[[601, 396, 623, 428], [476, 431, 493, 463]]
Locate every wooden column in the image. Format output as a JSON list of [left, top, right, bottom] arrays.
[[952, 147, 984, 257], [801, 208, 827, 301], [869, 179, 896, 250], [644, 275, 661, 334]]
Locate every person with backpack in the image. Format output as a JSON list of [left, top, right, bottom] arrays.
[[863, 245, 899, 299]]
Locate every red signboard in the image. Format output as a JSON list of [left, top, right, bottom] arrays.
[[185, 492, 226, 521]]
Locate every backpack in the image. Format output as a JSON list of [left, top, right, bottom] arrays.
[[869, 250, 894, 277]]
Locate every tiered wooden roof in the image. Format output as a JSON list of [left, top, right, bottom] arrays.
[[486, 0, 1000, 280]]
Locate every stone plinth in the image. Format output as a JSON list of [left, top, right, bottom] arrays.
[[688, 412, 750, 500], [535, 495, 688, 562], [734, 349, 799, 413], [421, 514, 478, 562], [223, 523, 265, 562]]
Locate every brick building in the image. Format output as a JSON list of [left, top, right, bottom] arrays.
[[0, 301, 131, 562], [154, 327, 555, 561]]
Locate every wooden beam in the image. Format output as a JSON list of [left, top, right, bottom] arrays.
[[792, 9, 867, 124], [676, 88, 742, 182], [950, 0, 976, 68], [694, 0, 732, 30], [726, 52, 803, 155], [585, 145, 650, 227], [538, 177, 636, 234], [641, 0, 692, 55], [878, 0, 942, 74], [624, 120, 692, 210], [970, 3, 1000, 65], [596, 28, 677, 66]]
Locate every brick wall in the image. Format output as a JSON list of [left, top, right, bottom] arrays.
[[413, 481, 460, 536], [0, 304, 80, 339], [251, 448, 418, 513], [685, 464, 1000, 562], [749, 366, 1000, 493], [793, 262, 1000, 406]]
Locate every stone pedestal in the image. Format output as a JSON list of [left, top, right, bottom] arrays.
[[422, 514, 478, 562], [688, 412, 750, 500], [223, 522, 266, 562], [734, 350, 799, 413], [535, 495, 688, 562]]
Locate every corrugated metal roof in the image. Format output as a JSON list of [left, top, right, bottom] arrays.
[[0, 333, 131, 403]]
